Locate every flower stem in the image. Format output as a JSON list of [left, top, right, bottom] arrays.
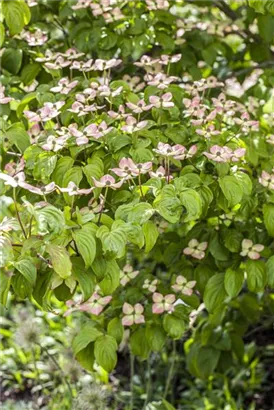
[[138, 173, 144, 199], [163, 340, 176, 400], [98, 186, 108, 224], [13, 188, 27, 239], [130, 352, 135, 410], [143, 355, 152, 409]]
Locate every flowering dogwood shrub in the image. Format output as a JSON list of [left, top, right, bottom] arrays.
[[0, 0, 274, 385]]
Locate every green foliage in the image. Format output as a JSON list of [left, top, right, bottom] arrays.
[[0, 0, 273, 402]]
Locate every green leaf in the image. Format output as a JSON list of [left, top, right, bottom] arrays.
[[72, 223, 97, 268], [71, 257, 95, 301], [154, 186, 181, 223], [33, 152, 57, 183], [163, 315, 185, 339], [224, 269, 245, 298], [146, 325, 166, 351], [83, 157, 104, 187], [3, 1, 31, 35], [196, 346, 221, 379], [96, 221, 127, 258], [143, 221, 159, 253], [124, 223, 144, 249], [16, 93, 37, 118], [223, 229, 243, 253], [130, 327, 150, 359], [47, 244, 72, 279], [14, 257, 37, 287], [12, 273, 31, 299], [246, 260, 267, 292], [248, 0, 274, 15], [209, 232, 230, 261], [94, 335, 118, 372], [219, 175, 243, 207], [6, 123, 30, 153], [52, 157, 74, 186], [266, 255, 274, 287], [204, 274, 227, 313], [35, 205, 65, 238], [234, 172, 253, 196], [99, 260, 120, 294], [107, 318, 124, 345], [0, 269, 11, 306], [76, 343, 95, 372], [21, 63, 41, 85], [162, 400, 176, 410], [127, 203, 155, 224], [180, 189, 202, 221], [0, 236, 14, 267], [72, 322, 103, 356], [263, 204, 274, 237], [0, 23, 5, 47], [2, 48, 23, 74]]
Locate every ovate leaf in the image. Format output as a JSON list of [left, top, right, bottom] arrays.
[[180, 189, 202, 221], [246, 259, 267, 292], [72, 322, 103, 356], [47, 244, 72, 279], [14, 257, 37, 286], [94, 335, 118, 372], [0, 236, 14, 267], [219, 176, 243, 207], [224, 269, 244, 298], [263, 204, 274, 237], [143, 220, 159, 253], [204, 274, 227, 313], [72, 223, 97, 268], [3, 1, 31, 36]]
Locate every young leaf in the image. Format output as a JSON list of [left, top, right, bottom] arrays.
[[14, 257, 37, 287]]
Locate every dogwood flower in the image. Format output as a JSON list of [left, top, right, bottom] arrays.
[[153, 142, 185, 157], [152, 293, 175, 314], [84, 121, 113, 139], [93, 58, 122, 71], [203, 145, 232, 162], [0, 85, 13, 104], [0, 172, 27, 188], [183, 239, 208, 260], [41, 135, 67, 151], [22, 182, 57, 196], [143, 279, 158, 293], [92, 174, 124, 189], [146, 73, 178, 89], [196, 124, 221, 139], [5, 158, 25, 176], [126, 99, 152, 113], [259, 171, 274, 190], [108, 105, 129, 119], [58, 182, 94, 196], [72, 0, 91, 10], [149, 166, 167, 179], [59, 48, 85, 60], [173, 145, 197, 160], [45, 56, 71, 70], [50, 78, 78, 94], [230, 148, 246, 162], [122, 303, 145, 326], [172, 276, 196, 296], [158, 54, 182, 65], [149, 92, 174, 108], [64, 292, 112, 316], [240, 239, 264, 260], [134, 55, 159, 68], [39, 101, 65, 121], [121, 116, 148, 134], [111, 158, 138, 178], [234, 112, 259, 133], [122, 75, 145, 92], [22, 29, 48, 46], [120, 264, 140, 286]]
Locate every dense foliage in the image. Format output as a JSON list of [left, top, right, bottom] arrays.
[[0, 0, 274, 408]]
